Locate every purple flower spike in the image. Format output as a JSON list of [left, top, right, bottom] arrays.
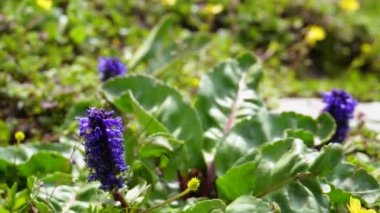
[[322, 89, 357, 143], [98, 57, 127, 81], [78, 107, 128, 191]]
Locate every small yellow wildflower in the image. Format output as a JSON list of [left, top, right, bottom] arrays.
[[360, 43, 372, 55], [187, 177, 200, 192], [339, 0, 360, 12], [305, 25, 326, 46], [191, 78, 200, 88], [347, 197, 376, 213], [37, 0, 53, 10], [129, 124, 137, 133], [161, 0, 176, 6], [15, 131, 25, 142], [203, 4, 224, 15]]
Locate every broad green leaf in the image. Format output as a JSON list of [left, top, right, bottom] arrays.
[[40, 172, 73, 185], [214, 118, 266, 176], [33, 183, 104, 212], [139, 133, 184, 158], [102, 75, 204, 168], [285, 129, 314, 147], [0, 143, 74, 181], [326, 163, 380, 205], [138, 133, 190, 179], [129, 15, 211, 74], [114, 91, 168, 134], [315, 113, 336, 145], [195, 54, 263, 155], [216, 161, 257, 200], [266, 179, 329, 213], [215, 111, 336, 176], [226, 196, 275, 213], [309, 144, 343, 175], [186, 199, 226, 213], [217, 138, 309, 201]]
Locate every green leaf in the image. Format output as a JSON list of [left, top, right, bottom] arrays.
[[40, 172, 73, 185], [33, 183, 104, 212], [326, 163, 380, 205], [125, 179, 151, 207], [0, 120, 10, 146], [217, 138, 309, 201], [315, 113, 336, 145], [129, 15, 211, 74], [186, 199, 226, 213], [139, 133, 184, 158], [214, 118, 266, 177], [215, 111, 336, 176], [216, 161, 257, 200], [0, 143, 74, 180], [266, 179, 329, 213], [285, 129, 314, 147], [226, 196, 275, 213], [114, 91, 168, 134], [102, 75, 204, 168], [129, 15, 177, 69], [195, 54, 263, 155], [4, 183, 17, 211], [309, 144, 343, 175], [33, 200, 51, 213]]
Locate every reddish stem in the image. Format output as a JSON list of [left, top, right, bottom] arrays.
[[113, 191, 129, 211]]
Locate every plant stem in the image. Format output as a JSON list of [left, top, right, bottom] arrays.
[[113, 191, 129, 212], [141, 189, 190, 213], [202, 161, 215, 197]]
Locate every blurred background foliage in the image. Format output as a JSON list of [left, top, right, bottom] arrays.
[[0, 0, 379, 142]]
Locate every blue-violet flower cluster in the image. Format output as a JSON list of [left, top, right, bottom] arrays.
[[322, 89, 357, 143], [98, 57, 127, 81], [78, 108, 128, 191]]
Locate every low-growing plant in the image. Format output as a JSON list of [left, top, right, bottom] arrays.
[[0, 52, 379, 212]]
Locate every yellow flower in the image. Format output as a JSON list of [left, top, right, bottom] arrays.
[[37, 0, 53, 10], [191, 78, 200, 88], [339, 0, 360, 12], [187, 177, 200, 192], [161, 0, 176, 6], [204, 4, 224, 15], [305, 25, 326, 46], [360, 43, 372, 54], [347, 197, 376, 213], [15, 131, 25, 142]]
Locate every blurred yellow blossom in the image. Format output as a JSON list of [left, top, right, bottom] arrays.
[[204, 4, 224, 15], [347, 197, 376, 213], [37, 0, 53, 10], [339, 0, 360, 12], [305, 25, 326, 46], [15, 131, 25, 142], [360, 43, 372, 54], [161, 0, 176, 6], [191, 78, 200, 88]]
